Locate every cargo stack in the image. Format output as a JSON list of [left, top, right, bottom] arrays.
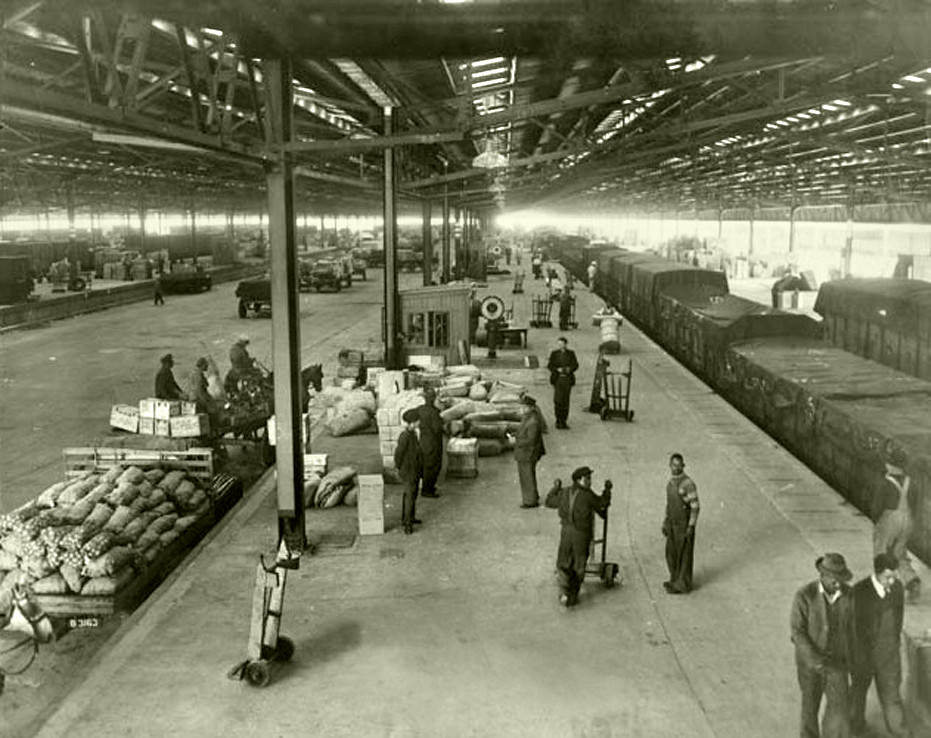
[[336, 349, 365, 388], [126, 399, 207, 438]]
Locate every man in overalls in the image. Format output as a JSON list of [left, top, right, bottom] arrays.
[[874, 448, 920, 600], [662, 453, 700, 594]]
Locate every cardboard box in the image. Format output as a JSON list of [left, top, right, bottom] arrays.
[[109, 404, 139, 433], [170, 414, 210, 438], [138, 398, 157, 419], [139, 417, 155, 435], [357, 474, 385, 535], [379, 440, 396, 457], [181, 401, 197, 416], [381, 455, 396, 469], [303, 453, 328, 480], [154, 419, 171, 437], [154, 399, 182, 421]]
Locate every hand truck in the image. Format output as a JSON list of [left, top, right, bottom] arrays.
[[227, 549, 295, 688], [600, 358, 635, 422], [585, 482, 620, 588], [530, 295, 553, 328]]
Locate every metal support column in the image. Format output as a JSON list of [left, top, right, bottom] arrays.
[[748, 203, 755, 258], [843, 201, 854, 278], [263, 57, 306, 554], [788, 204, 798, 254], [422, 199, 433, 286], [442, 184, 451, 282], [138, 197, 147, 255], [189, 202, 197, 256], [383, 106, 400, 370]]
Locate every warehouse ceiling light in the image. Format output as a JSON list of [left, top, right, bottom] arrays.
[[472, 138, 508, 169]]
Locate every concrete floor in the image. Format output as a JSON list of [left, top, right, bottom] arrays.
[[7, 268, 920, 737]]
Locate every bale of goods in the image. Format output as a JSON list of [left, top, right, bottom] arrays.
[[313, 466, 358, 508], [599, 317, 621, 354], [329, 407, 373, 437], [468, 383, 488, 401], [446, 437, 479, 478], [476, 438, 506, 456], [467, 421, 510, 439], [463, 410, 504, 424]]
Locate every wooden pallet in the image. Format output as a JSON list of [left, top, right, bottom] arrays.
[[63, 446, 214, 484]]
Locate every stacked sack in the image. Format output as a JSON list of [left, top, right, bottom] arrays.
[[440, 380, 526, 456], [303, 466, 359, 509], [318, 386, 376, 438], [0, 466, 211, 597]]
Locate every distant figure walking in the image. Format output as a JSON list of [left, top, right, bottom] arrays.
[[153, 277, 164, 306]]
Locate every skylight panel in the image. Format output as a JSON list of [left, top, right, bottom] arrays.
[[471, 57, 506, 68], [471, 67, 508, 79], [472, 77, 508, 89]]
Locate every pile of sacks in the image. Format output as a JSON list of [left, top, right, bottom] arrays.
[[303, 466, 359, 508], [373, 363, 531, 471], [309, 386, 377, 438]]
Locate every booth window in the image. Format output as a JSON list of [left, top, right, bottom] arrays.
[[406, 311, 449, 347], [428, 311, 449, 348]]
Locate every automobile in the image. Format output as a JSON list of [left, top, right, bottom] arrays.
[[236, 278, 272, 317], [303, 260, 342, 292]]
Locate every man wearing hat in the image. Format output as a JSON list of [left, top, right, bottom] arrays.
[[185, 357, 213, 415], [547, 337, 579, 429], [513, 395, 546, 508], [874, 448, 920, 600], [545, 467, 611, 607], [850, 553, 912, 738], [587, 261, 597, 291], [790, 552, 856, 738], [230, 335, 256, 375], [417, 388, 444, 499], [394, 408, 425, 535], [154, 354, 183, 400]]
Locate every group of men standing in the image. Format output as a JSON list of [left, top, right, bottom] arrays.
[[791, 552, 912, 737], [393, 387, 444, 535]]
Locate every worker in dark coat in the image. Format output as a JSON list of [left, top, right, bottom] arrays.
[[849, 553, 911, 737], [546, 337, 579, 429], [790, 553, 856, 738], [513, 395, 545, 508], [154, 354, 184, 400], [873, 448, 920, 599], [545, 467, 611, 607], [468, 289, 482, 345], [394, 408, 424, 535], [558, 289, 574, 331], [662, 453, 700, 594], [417, 388, 444, 499]]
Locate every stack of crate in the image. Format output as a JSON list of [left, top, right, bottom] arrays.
[[303, 453, 328, 479], [133, 399, 208, 437], [357, 474, 385, 535], [375, 389, 423, 483], [336, 349, 365, 387]]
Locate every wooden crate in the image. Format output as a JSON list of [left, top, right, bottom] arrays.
[[63, 446, 214, 483]]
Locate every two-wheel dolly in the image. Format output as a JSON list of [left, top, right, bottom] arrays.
[[586, 483, 621, 588], [227, 555, 295, 688]]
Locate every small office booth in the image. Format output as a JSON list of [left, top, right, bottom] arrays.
[[399, 285, 470, 367]]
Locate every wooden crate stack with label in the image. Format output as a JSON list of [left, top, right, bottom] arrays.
[[111, 399, 209, 438]]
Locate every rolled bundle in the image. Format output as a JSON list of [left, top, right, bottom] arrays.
[[477, 438, 506, 456], [36, 481, 70, 508], [462, 410, 503, 424], [467, 421, 510, 439], [439, 401, 476, 422], [329, 406, 373, 437], [494, 405, 525, 422], [468, 383, 488, 401]]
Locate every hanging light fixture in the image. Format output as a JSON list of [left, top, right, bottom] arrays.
[[472, 136, 508, 169]]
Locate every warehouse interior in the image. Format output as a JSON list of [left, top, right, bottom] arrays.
[[4, 2, 931, 736]]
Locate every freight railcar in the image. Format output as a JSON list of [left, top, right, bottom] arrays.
[[558, 244, 931, 567], [815, 278, 931, 381]]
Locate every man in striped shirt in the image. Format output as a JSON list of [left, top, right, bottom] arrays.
[[662, 453, 700, 594]]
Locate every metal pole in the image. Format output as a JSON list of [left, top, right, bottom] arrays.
[[383, 106, 400, 370], [844, 200, 854, 278], [788, 204, 798, 254], [138, 197, 147, 255], [748, 203, 755, 258], [189, 202, 197, 257], [422, 199, 433, 286], [442, 173, 451, 282], [264, 57, 306, 553]]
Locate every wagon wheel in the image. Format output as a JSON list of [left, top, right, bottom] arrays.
[[245, 660, 270, 687]]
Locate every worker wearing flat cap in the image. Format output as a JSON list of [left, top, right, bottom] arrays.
[[545, 466, 612, 607], [395, 407, 425, 535], [513, 394, 546, 508], [154, 353, 183, 400], [790, 552, 856, 738]]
